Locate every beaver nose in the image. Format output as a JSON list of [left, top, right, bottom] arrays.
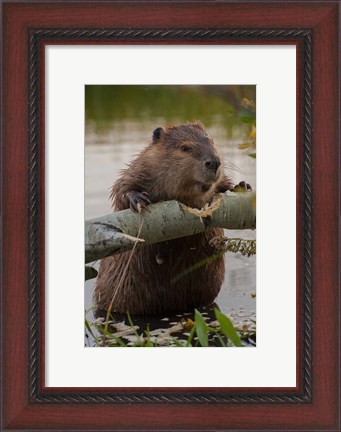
[[204, 156, 221, 172]]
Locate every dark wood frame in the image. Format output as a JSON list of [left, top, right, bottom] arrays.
[[1, 1, 339, 431]]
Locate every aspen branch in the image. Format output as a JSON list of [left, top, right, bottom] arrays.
[[85, 192, 256, 265]]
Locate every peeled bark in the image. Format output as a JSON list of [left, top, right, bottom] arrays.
[[85, 192, 256, 264]]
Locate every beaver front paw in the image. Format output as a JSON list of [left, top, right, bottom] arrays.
[[233, 181, 252, 192], [127, 191, 151, 213]]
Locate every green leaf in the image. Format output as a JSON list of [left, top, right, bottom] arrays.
[[194, 310, 208, 347], [84, 318, 95, 339], [239, 113, 256, 124], [238, 142, 253, 150], [96, 326, 114, 337], [185, 323, 197, 347], [214, 309, 242, 347], [127, 312, 141, 339], [109, 335, 128, 347], [215, 332, 227, 347], [248, 153, 256, 159]]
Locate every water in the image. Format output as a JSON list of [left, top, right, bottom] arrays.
[[84, 86, 256, 346]]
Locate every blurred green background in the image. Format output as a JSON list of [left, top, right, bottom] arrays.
[[85, 84, 256, 138]]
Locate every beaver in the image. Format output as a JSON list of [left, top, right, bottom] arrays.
[[94, 121, 251, 315]]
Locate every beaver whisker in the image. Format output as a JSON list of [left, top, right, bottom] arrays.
[[223, 160, 246, 175]]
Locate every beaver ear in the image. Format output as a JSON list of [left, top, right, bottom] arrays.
[[152, 127, 165, 144], [192, 120, 205, 130]]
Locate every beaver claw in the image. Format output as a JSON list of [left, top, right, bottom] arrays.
[[233, 181, 252, 192], [127, 191, 151, 213]]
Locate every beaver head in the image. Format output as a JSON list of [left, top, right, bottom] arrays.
[[149, 121, 223, 202], [111, 121, 229, 211]]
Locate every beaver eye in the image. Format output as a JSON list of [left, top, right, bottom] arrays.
[[180, 145, 191, 153]]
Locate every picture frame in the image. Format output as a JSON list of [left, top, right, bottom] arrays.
[[1, 1, 339, 430]]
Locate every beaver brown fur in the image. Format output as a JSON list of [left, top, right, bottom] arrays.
[[94, 121, 251, 315]]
